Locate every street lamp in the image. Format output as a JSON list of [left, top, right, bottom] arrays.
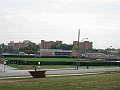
[[76, 37, 88, 70], [76, 30, 88, 70], [0, 45, 2, 61], [0, 45, 6, 72], [110, 46, 112, 54], [108, 46, 112, 60], [0, 47, 1, 53], [4, 60, 6, 72], [81, 38, 88, 42]]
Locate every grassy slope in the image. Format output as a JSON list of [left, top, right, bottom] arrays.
[[0, 71, 120, 90]]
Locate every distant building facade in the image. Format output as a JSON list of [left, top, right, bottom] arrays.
[[73, 41, 93, 50], [40, 49, 71, 56], [72, 41, 93, 57], [85, 53, 118, 60], [40, 40, 62, 49], [8, 40, 31, 50]]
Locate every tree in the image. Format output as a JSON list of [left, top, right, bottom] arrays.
[[51, 43, 73, 50], [0, 43, 14, 53], [20, 42, 40, 54], [51, 43, 61, 49]]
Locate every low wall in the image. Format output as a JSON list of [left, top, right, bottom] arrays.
[[74, 62, 120, 66]]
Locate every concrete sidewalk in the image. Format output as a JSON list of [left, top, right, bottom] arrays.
[[0, 63, 120, 79], [0, 67, 120, 78], [0, 64, 17, 72]]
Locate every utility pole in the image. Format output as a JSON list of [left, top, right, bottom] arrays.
[[77, 29, 80, 70]]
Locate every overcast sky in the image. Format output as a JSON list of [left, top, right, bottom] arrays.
[[0, 0, 120, 49]]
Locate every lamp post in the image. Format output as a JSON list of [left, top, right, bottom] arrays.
[[3, 60, 6, 72], [108, 46, 112, 60], [110, 46, 112, 55], [81, 38, 88, 57], [0, 45, 2, 64], [81, 38, 88, 42], [76, 30, 88, 70], [0, 45, 6, 72], [0, 46, 1, 60]]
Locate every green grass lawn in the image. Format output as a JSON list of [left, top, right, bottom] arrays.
[[9, 65, 76, 70], [4, 57, 95, 62], [4, 57, 105, 62], [9, 65, 118, 70], [4, 57, 76, 62], [0, 71, 120, 90]]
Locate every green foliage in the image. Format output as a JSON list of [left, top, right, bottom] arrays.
[[51, 43, 73, 50], [118, 50, 120, 56], [0, 42, 40, 54], [98, 49, 110, 55], [0, 43, 14, 53], [20, 42, 40, 54]]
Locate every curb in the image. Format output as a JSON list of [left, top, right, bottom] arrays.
[[0, 72, 103, 80]]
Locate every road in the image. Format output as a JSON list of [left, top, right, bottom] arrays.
[[0, 64, 120, 77]]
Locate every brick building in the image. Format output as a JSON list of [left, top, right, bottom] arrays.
[[73, 41, 93, 50], [8, 40, 31, 50], [72, 41, 93, 57], [40, 40, 62, 49]]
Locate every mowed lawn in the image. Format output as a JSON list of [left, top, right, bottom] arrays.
[[4, 57, 77, 62], [9, 65, 118, 70], [0, 71, 120, 90], [9, 65, 77, 70], [4, 57, 102, 62]]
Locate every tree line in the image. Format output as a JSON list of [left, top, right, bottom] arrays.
[[0, 43, 120, 55], [0, 42, 73, 54], [0, 43, 40, 54]]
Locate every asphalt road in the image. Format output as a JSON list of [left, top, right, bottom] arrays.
[[0, 64, 120, 77]]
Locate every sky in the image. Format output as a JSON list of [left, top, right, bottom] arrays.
[[0, 0, 120, 49]]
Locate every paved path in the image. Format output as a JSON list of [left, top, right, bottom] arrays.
[[0, 64, 120, 77], [0, 64, 17, 72]]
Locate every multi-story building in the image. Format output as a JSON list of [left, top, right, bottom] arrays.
[[8, 40, 31, 50], [40, 40, 73, 56], [72, 41, 93, 57], [40, 40, 62, 49], [73, 41, 93, 50]]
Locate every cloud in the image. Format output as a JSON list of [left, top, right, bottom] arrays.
[[0, 0, 120, 48]]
